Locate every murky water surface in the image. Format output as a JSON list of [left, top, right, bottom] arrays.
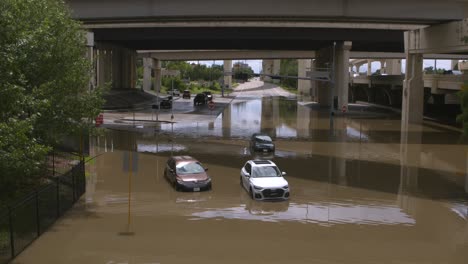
[[15, 97, 468, 263]]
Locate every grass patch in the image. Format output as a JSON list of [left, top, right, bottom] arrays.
[[280, 85, 299, 94]]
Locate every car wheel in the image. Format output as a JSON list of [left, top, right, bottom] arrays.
[[173, 181, 180, 191]]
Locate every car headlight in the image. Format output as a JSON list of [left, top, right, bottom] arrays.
[[253, 185, 263, 190], [176, 178, 185, 184], [282, 185, 289, 189]]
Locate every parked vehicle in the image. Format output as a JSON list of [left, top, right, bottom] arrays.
[[168, 89, 180, 97], [202, 91, 213, 101], [194, 93, 207, 106], [164, 156, 212, 192], [182, 90, 191, 99], [160, 95, 173, 109], [240, 160, 289, 200], [249, 133, 275, 153]]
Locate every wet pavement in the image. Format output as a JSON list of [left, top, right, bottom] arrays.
[[13, 94, 468, 263]]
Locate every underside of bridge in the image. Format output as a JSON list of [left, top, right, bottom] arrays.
[[92, 27, 404, 52]]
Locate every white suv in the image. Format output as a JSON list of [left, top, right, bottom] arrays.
[[240, 160, 290, 200]]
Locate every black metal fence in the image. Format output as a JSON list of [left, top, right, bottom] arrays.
[[0, 160, 85, 264]]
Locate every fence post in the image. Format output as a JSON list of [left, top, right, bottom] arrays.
[[72, 167, 76, 202], [8, 207, 15, 258], [35, 190, 40, 236], [56, 177, 60, 217], [52, 150, 55, 177]]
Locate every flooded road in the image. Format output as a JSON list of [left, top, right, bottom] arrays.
[[14, 97, 468, 264]]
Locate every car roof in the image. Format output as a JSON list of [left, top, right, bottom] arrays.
[[172, 156, 198, 163], [248, 160, 277, 167]]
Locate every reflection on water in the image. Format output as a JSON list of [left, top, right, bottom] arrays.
[[190, 202, 415, 226]]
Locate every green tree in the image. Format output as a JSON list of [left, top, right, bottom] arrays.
[[0, 0, 103, 193], [279, 59, 298, 89]]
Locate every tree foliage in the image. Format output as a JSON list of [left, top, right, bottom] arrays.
[[233, 62, 254, 81], [0, 0, 103, 191], [279, 59, 298, 89]]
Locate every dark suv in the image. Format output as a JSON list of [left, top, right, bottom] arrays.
[[182, 90, 191, 99], [249, 133, 275, 153], [194, 93, 207, 106]]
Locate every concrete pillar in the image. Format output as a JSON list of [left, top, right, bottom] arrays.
[[402, 53, 424, 127], [298, 59, 312, 97], [272, 59, 281, 84], [143, 57, 153, 91], [86, 32, 95, 90], [367, 60, 372, 76], [452, 60, 460, 70], [111, 48, 122, 89], [223, 60, 232, 89], [262, 59, 273, 82], [315, 47, 333, 107], [97, 49, 106, 88], [153, 59, 162, 95], [385, 59, 402, 75], [335, 41, 352, 110]]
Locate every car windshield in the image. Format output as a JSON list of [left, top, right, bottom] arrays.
[[176, 162, 205, 175], [251, 166, 281, 178], [255, 135, 272, 143]]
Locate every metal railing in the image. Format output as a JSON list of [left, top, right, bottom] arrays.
[[0, 160, 85, 264]]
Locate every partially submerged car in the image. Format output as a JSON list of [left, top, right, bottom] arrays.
[[182, 90, 191, 99], [249, 133, 275, 153], [165, 156, 212, 192], [194, 93, 207, 106], [240, 160, 289, 200]]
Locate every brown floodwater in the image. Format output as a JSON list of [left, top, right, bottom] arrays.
[[14, 97, 468, 264]]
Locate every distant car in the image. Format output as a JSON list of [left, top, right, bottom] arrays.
[[168, 89, 180, 97], [202, 91, 213, 101], [159, 95, 172, 109], [249, 133, 275, 153], [194, 93, 207, 106], [240, 160, 289, 200], [182, 90, 191, 99], [164, 156, 212, 192]]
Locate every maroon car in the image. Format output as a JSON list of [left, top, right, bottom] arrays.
[[164, 156, 212, 192]]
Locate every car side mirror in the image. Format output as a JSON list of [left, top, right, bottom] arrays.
[[245, 172, 250, 177], [204, 167, 209, 171], [169, 169, 174, 173], [282, 172, 286, 176]]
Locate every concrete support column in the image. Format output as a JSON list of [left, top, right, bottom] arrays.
[[315, 47, 333, 107], [385, 59, 402, 75], [272, 59, 281, 84], [335, 41, 352, 110], [298, 59, 312, 97], [143, 57, 153, 91], [111, 48, 122, 89], [452, 60, 460, 70], [223, 60, 232, 89], [402, 53, 424, 127], [86, 32, 95, 90], [367, 60, 372, 76], [153, 59, 162, 95]]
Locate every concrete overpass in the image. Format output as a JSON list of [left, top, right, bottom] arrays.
[[71, 0, 468, 129]]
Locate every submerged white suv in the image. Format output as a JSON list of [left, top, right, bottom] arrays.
[[240, 160, 290, 200]]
